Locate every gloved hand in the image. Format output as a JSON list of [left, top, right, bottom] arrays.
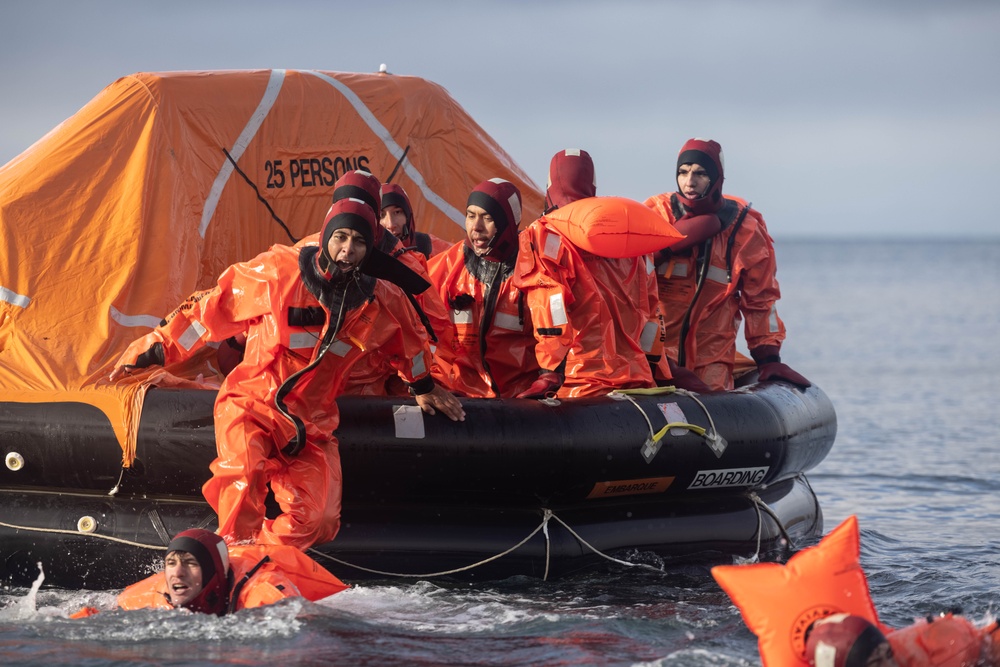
[[109, 333, 166, 381], [750, 345, 811, 389], [516, 371, 564, 399], [666, 358, 713, 393], [757, 362, 811, 388], [216, 335, 246, 376]]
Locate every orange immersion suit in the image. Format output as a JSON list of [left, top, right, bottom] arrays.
[[514, 216, 658, 397], [427, 242, 540, 398], [644, 193, 785, 391], [342, 241, 453, 396], [886, 615, 999, 667], [124, 243, 433, 548], [116, 544, 348, 613]]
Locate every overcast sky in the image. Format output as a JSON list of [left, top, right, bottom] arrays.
[[2, 0, 998, 239]]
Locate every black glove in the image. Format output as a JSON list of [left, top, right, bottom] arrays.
[[132, 342, 165, 369], [516, 371, 564, 399]]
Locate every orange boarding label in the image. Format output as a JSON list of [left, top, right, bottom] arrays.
[[586, 476, 675, 499]]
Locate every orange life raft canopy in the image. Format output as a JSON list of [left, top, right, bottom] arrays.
[[0, 69, 543, 461]]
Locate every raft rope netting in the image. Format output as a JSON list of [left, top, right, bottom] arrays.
[[0, 386, 806, 580], [0, 491, 797, 580]]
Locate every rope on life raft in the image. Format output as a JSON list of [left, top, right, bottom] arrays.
[[0, 490, 793, 576], [0, 518, 169, 550], [306, 508, 667, 581], [610, 387, 723, 454]]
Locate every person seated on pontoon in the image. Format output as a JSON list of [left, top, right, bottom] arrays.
[[427, 178, 541, 397]]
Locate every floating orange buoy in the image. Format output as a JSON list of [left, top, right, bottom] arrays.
[[711, 516, 881, 667]]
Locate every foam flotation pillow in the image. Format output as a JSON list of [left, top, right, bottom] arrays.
[[542, 196, 685, 258], [711, 516, 881, 667]]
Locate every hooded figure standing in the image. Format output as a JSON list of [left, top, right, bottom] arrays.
[[427, 178, 540, 398], [111, 198, 463, 549], [645, 138, 810, 391], [512, 149, 661, 398]]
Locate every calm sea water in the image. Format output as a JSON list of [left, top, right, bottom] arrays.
[[2, 239, 998, 666]]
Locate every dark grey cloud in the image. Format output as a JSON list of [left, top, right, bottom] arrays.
[[2, 0, 998, 237]]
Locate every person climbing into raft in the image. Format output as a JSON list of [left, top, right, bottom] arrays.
[[645, 138, 810, 391], [111, 197, 464, 550], [427, 178, 541, 397], [71, 528, 347, 616], [512, 148, 673, 398]]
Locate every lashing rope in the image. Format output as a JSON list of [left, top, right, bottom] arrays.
[[0, 490, 797, 577], [611, 387, 721, 449], [305, 508, 664, 581], [0, 518, 168, 550]]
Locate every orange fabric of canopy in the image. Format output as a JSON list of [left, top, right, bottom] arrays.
[[0, 69, 543, 461]]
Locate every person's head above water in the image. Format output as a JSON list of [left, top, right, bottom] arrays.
[[806, 614, 897, 667], [163, 528, 230, 615]]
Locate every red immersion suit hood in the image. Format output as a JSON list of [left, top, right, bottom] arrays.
[[676, 138, 725, 215], [544, 148, 596, 213]]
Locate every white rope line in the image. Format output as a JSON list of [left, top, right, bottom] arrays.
[[0, 519, 167, 550], [546, 513, 664, 576], [612, 389, 710, 444], [306, 510, 554, 578], [616, 391, 657, 438], [676, 388, 720, 438], [747, 492, 765, 563], [1, 498, 786, 577]]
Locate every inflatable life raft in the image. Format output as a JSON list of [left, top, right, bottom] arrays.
[[0, 380, 835, 589]]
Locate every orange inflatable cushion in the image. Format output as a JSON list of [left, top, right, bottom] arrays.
[[541, 196, 685, 259], [711, 515, 881, 667]]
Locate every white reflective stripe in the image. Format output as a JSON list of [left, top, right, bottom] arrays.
[[669, 262, 688, 277], [494, 311, 522, 331], [411, 351, 427, 377], [0, 286, 31, 309], [706, 265, 729, 284], [645, 255, 654, 275], [639, 321, 659, 353], [329, 339, 353, 357], [768, 305, 780, 333], [304, 70, 466, 233], [177, 321, 208, 351], [289, 332, 318, 350], [451, 309, 473, 325], [548, 293, 568, 327], [109, 305, 161, 329], [544, 233, 561, 260], [200, 69, 285, 238], [506, 190, 522, 226], [814, 642, 837, 667]]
